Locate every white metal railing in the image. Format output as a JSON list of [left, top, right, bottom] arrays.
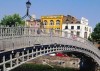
[[0, 26, 99, 52], [0, 26, 99, 54]]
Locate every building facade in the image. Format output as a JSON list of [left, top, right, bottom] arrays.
[[40, 15, 92, 39], [25, 15, 41, 28], [41, 15, 79, 35], [62, 17, 92, 38], [25, 19, 41, 28], [41, 15, 69, 30]]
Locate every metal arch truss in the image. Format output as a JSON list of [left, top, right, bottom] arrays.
[[0, 45, 100, 71], [0, 26, 100, 71]]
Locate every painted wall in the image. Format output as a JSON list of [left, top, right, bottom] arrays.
[[62, 23, 92, 38]]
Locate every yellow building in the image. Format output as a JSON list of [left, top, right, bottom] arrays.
[[41, 15, 67, 31]]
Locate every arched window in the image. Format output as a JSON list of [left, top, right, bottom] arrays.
[[43, 20, 47, 25], [56, 20, 60, 25], [50, 20, 54, 25], [84, 32, 87, 38]]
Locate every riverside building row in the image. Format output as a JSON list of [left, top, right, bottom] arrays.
[[26, 15, 92, 39]]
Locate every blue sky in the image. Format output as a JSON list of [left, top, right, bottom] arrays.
[[0, 0, 100, 28]]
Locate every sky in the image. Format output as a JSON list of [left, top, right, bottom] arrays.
[[0, 0, 100, 28]]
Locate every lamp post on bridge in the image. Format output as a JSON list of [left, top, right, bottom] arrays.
[[22, 0, 32, 19]]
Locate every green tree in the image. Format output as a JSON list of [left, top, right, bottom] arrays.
[[88, 35, 92, 41], [0, 14, 25, 27], [91, 23, 100, 43]]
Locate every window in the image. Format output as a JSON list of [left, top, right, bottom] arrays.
[[57, 28, 60, 29], [65, 26, 68, 29], [84, 32, 87, 38], [85, 27, 88, 31], [71, 31, 74, 35], [56, 20, 60, 25], [31, 24, 33, 26], [77, 32, 80, 37], [56, 28, 60, 30], [71, 22, 73, 23], [85, 27, 86, 31], [50, 20, 54, 25], [87, 27, 88, 31], [77, 26, 80, 29], [43, 20, 47, 25], [66, 19, 69, 23], [71, 26, 74, 29]]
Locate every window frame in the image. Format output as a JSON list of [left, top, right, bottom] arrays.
[[50, 20, 54, 25], [56, 20, 60, 25], [77, 26, 80, 29], [65, 26, 68, 29], [43, 20, 48, 25], [71, 26, 74, 29]]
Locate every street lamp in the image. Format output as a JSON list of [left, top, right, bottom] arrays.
[[26, 0, 31, 8], [22, 0, 32, 19]]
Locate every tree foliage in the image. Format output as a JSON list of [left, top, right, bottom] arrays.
[[88, 35, 92, 42], [0, 14, 25, 27], [91, 23, 100, 42]]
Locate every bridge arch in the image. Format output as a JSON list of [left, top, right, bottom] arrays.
[[0, 43, 100, 71], [0, 27, 100, 71]]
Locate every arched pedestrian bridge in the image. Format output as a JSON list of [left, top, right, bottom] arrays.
[[0, 26, 100, 71]]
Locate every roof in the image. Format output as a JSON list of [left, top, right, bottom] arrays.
[[26, 19, 41, 22]]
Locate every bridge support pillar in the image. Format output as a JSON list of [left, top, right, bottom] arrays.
[[50, 47, 52, 53], [16, 52, 19, 65], [10, 54, 12, 68], [46, 47, 48, 53], [36, 49, 38, 56], [43, 48, 45, 54], [40, 48, 42, 55], [27, 50, 29, 60], [56, 46, 57, 51], [53, 47, 55, 52], [32, 49, 34, 58], [22, 51, 24, 62], [3, 56, 6, 71], [59, 46, 61, 51]]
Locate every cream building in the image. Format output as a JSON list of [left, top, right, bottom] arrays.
[[62, 17, 92, 39]]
